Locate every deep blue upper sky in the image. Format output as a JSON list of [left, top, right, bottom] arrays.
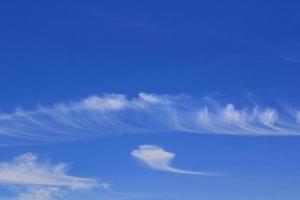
[[0, 1, 300, 200], [1, 0, 300, 109]]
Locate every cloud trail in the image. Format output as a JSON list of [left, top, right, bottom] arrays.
[[0, 93, 300, 145], [131, 145, 215, 175]]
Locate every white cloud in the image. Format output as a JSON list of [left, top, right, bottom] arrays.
[[296, 112, 300, 124], [0, 93, 300, 145], [99, 182, 111, 191], [0, 153, 98, 189], [13, 187, 62, 200], [0, 153, 105, 200], [131, 145, 216, 175], [258, 108, 278, 127], [139, 93, 162, 104], [197, 107, 211, 125], [220, 104, 249, 125], [80, 94, 128, 111]]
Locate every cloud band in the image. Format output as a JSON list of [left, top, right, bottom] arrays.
[[0, 93, 300, 145]]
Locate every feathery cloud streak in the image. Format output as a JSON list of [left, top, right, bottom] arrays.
[[0, 153, 98, 188], [0, 153, 102, 200], [131, 145, 215, 175], [0, 93, 300, 145]]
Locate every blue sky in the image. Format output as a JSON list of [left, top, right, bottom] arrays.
[[0, 0, 300, 199]]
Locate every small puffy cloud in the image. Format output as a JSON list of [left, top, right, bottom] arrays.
[[79, 94, 128, 111], [139, 93, 163, 104], [296, 112, 300, 124], [131, 145, 216, 176], [221, 104, 249, 125], [197, 107, 211, 125], [258, 108, 278, 127]]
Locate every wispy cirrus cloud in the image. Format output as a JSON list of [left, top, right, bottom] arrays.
[[0, 153, 98, 188], [0, 93, 300, 145], [131, 145, 216, 175], [0, 153, 105, 200], [10, 187, 62, 200], [282, 55, 300, 64]]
